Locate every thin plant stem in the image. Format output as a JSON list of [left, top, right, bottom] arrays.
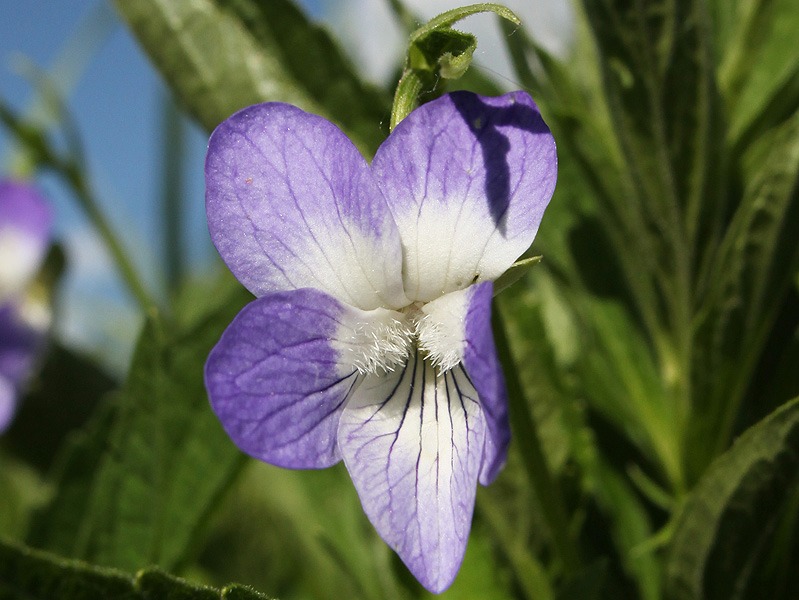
[[492, 304, 582, 573], [160, 94, 185, 291], [63, 161, 159, 316]]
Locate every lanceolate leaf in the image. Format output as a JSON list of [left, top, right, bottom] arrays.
[[580, 0, 721, 217], [0, 538, 272, 600], [579, 0, 725, 345], [663, 397, 799, 600], [113, 0, 390, 153], [29, 283, 253, 573], [691, 110, 799, 470]]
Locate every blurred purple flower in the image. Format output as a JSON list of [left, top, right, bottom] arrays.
[[0, 180, 53, 433], [204, 91, 556, 593]]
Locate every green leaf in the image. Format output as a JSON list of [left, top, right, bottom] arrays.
[[556, 560, 607, 600], [579, 0, 725, 353], [3, 342, 116, 473], [113, 0, 390, 153], [28, 282, 253, 573], [493, 256, 542, 296], [0, 538, 273, 600], [579, 298, 681, 488], [663, 396, 799, 600], [196, 462, 406, 600], [0, 455, 50, 540], [499, 16, 668, 352], [691, 109, 799, 472], [580, 0, 722, 216], [409, 29, 476, 80], [716, 0, 799, 148]]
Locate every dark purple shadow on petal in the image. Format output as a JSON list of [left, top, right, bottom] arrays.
[[449, 91, 552, 233], [460, 281, 511, 485], [205, 288, 359, 469]]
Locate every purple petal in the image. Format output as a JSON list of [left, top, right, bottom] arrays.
[[0, 180, 52, 297], [338, 352, 485, 593], [205, 288, 361, 468], [461, 282, 510, 485], [206, 287, 412, 469], [205, 103, 408, 310], [0, 302, 47, 434], [371, 91, 557, 302]]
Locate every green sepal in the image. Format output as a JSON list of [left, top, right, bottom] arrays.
[[390, 3, 520, 130], [409, 29, 477, 79], [493, 256, 543, 296]]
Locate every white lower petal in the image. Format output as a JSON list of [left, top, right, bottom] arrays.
[[338, 352, 485, 593]]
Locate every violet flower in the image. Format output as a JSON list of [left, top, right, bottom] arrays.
[[204, 91, 556, 593], [0, 180, 52, 433]]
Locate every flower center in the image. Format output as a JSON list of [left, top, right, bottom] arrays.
[[346, 290, 469, 376]]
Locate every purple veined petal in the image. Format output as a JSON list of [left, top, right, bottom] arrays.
[[205, 287, 411, 469], [460, 282, 511, 485], [0, 180, 52, 297], [372, 91, 557, 303], [338, 351, 485, 593], [205, 103, 409, 311]]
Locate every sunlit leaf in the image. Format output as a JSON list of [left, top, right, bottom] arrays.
[[716, 0, 799, 148]]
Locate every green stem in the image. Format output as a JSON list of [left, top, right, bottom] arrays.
[[63, 161, 159, 316], [390, 70, 424, 131], [160, 94, 186, 290], [492, 304, 582, 573]]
